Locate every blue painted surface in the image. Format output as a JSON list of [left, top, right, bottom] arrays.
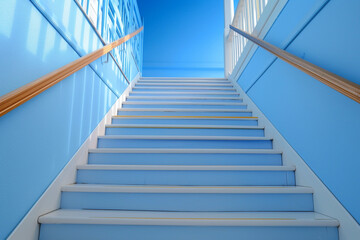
[[0, 0, 141, 238], [88, 152, 282, 166], [236, 0, 360, 223], [39, 224, 339, 240], [105, 127, 264, 136], [77, 169, 294, 186], [97, 138, 273, 149], [116, 111, 252, 117], [137, 0, 224, 77], [112, 118, 258, 125], [61, 192, 313, 211]]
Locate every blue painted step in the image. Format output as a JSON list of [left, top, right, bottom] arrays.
[[132, 88, 237, 92], [117, 109, 253, 117], [97, 136, 273, 149], [112, 116, 258, 125], [129, 92, 240, 97], [135, 84, 234, 87], [126, 97, 244, 103], [76, 165, 295, 186], [105, 125, 264, 136], [87, 149, 283, 166], [121, 102, 248, 109], [60, 185, 313, 212]]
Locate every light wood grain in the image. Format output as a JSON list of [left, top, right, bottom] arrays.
[[0, 27, 143, 117], [230, 25, 360, 104]]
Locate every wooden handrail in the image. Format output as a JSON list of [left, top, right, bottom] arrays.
[[230, 25, 360, 103], [0, 27, 143, 117]]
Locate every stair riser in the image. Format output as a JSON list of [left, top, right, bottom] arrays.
[[76, 170, 295, 186], [112, 118, 258, 126], [137, 81, 231, 84], [116, 111, 252, 117], [105, 128, 264, 137], [135, 84, 234, 88], [39, 225, 339, 240], [60, 192, 313, 211], [129, 93, 240, 97], [97, 139, 273, 149], [88, 153, 282, 166], [126, 98, 243, 103], [122, 104, 247, 109], [132, 88, 237, 92]]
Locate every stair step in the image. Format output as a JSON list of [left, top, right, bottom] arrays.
[[121, 102, 247, 109], [105, 124, 264, 136], [137, 80, 231, 83], [97, 135, 273, 149], [140, 77, 228, 81], [135, 83, 233, 87], [112, 116, 258, 125], [117, 109, 253, 117], [129, 91, 240, 97], [76, 165, 295, 186], [132, 87, 237, 92], [88, 148, 282, 166], [126, 96, 243, 102], [60, 185, 313, 211], [38, 210, 339, 240]]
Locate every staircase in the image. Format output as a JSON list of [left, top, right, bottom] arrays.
[[38, 77, 339, 240]]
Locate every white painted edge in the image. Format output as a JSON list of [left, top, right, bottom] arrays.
[[61, 184, 313, 194], [140, 77, 227, 80], [77, 165, 295, 171], [137, 80, 231, 83], [112, 116, 257, 120], [136, 83, 233, 86], [6, 74, 140, 240], [228, 77, 360, 239], [127, 96, 243, 100], [88, 148, 282, 154], [105, 124, 264, 129], [133, 87, 236, 90], [38, 210, 339, 227], [122, 101, 246, 106], [98, 135, 271, 140], [130, 91, 240, 95], [230, 0, 288, 81], [118, 108, 251, 112]]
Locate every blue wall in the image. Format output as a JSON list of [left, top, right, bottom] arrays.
[[0, 0, 140, 238], [236, 0, 360, 223], [137, 0, 224, 78]]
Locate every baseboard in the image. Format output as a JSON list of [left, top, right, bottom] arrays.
[[229, 76, 360, 240], [7, 74, 140, 240]]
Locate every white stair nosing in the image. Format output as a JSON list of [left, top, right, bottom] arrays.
[[137, 81, 231, 83], [38, 210, 339, 227], [105, 124, 264, 129], [88, 148, 282, 154], [136, 83, 233, 86], [98, 135, 271, 140], [112, 116, 257, 120], [61, 184, 313, 194], [133, 87, 236, 90], [130, 91, 240, 95], [118, 108, 251, 112], [77, 165, 295, 171], [122, 102, 247, 106], [140, 77, 228, 80], [127, 96, 243, 100]]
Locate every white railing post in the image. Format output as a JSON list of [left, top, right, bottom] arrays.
[[224, 0, 234, 78]]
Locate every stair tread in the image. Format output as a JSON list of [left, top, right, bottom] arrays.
[[122, 101, 246, 105], [88, 148, 281, 153], [118, 108, 251, 112], [39, 210, 338, 226], [98, 135, 271, 140], [77, 165, 294, 171], [113, 116, 257, 119], [105, 124, 263, 129], [61, 184, 312, 193]]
